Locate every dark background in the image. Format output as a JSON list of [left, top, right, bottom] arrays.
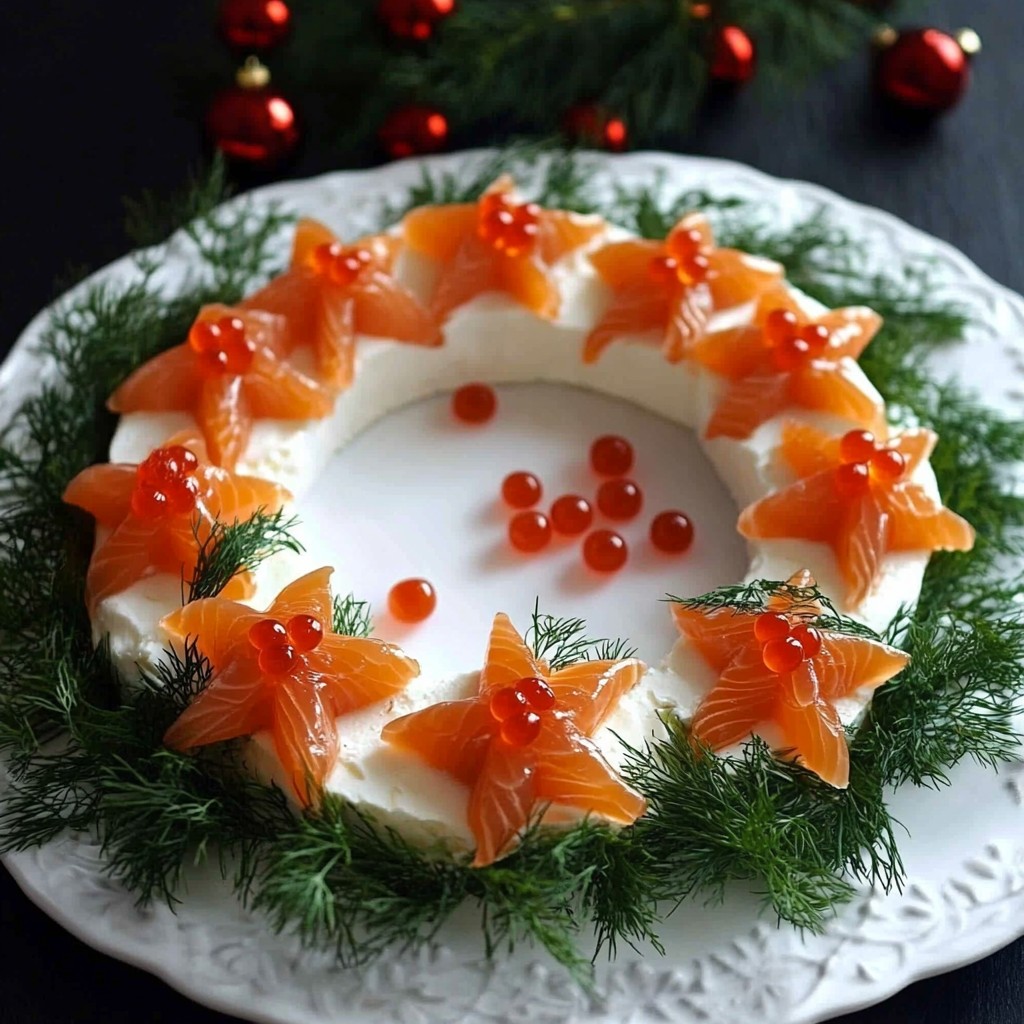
[[1, 1, 1022, 1021]]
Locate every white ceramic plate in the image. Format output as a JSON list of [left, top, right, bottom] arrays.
[[3, 150, 1024, 1024]]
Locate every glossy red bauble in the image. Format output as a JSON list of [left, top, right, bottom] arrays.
[[378, 0, 455, 41], [218, 0, 291, 51], [562, 104, 628, 152], [875, 27, 975, 113], [379, 105, 450, 160], [206, 68, 299, 168], [710, 25, 756, 84]]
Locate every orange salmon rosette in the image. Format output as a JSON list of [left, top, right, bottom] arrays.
[[242, 218, 441, 390], [63, 434, 289, 612], [163, 567, 419, 806], [108, 304, 334, 470], [584, 212, 782, 364], [674, 571, 910, 788], [738, 423, 975, 606], [383, 612, 646, 867], [401, 176, 605, 322]]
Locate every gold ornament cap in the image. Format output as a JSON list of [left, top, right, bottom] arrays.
[[236, 56, 271, 90], [956, 27, 982, 56]]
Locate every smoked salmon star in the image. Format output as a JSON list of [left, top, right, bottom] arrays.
[[242, 219, 441, 390], [694, 286, 885, 440], [163, 567, 420, 806], [673, 571, 910, 787], [107, 304, 334, 470], [63, 434, 290, 612], [382, 612, 647, 867], [584, 212, 782, 364], [401, 176, 605, 322], [738, 423, 975, 607]]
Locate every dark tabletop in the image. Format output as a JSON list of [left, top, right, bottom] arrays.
[[2, 1, 1023, 1021]]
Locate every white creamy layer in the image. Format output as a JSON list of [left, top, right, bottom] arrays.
[[99, 220, 934, 844]]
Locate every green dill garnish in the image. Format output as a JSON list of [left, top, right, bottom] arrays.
[[1, 150, 1022, 976]]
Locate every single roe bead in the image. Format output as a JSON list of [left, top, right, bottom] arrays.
[[762, 636, 805, 674], [840, 429, 878, 464], [550, 494, 593, 535], [871, 447, 907, 481], [388, 578, 437, 623], [249, 617, 288, 650], [649, 510, 694, 554], [259, 643, 297, 676], [790, 624, 823, 658], [501, 471, 542, 509], [501, 710, 542, 747], [490, 685, 528, 722], [287, 614, 324, 652], [583, 529, 628, 572], [835, 461, 871, 498], [754, 612, 791, 643], [590, 434, 634, 476], [515, 676, 556, 710], [508, 510, 552, 553], [597, 478, 643, 521], [130, 488, 170, 520], [452, 383, 497, 424]]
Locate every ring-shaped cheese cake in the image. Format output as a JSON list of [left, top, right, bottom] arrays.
[[62, 176, 974, 866]]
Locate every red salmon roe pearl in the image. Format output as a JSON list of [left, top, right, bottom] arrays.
[[772, 335, 812, 372], [871, 447, 907, 481], [508, 511, 552, 553], [515, 676, 556, 710], [764, 308, 800, 348], [388, 578, 437, 623], [130, 488, 170, 520], [648, 255, 680, 287], [501, 710, 542, 747], [800, 322, 830, 354], [649, 510, 694, 554], [139, 445, 199, 486], [583, 529, 628, 572], [259, 643, 297, 676], [166, 476, 201, 515], [490, 686, 528, 722], [665, 227, 705, 261], [501, 471, 542, 509], [249, 618, 288, 650], [790, 624, 823, 658], [550, 494, 593, 535], [590, 435, 634, 476], [311, 243, 373, 287], [477, 195, 540, 257], [452, 383, 497, 424], [762, 636, 805, 674], [835, 461, 871, 498], [597, 478, 643, 521], [287, 614, 324, 652], [754, 611, 791, 643], [190, 316, 255, 376], [839, 429, 878, 464]]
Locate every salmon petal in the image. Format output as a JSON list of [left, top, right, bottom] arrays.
[[662, 286, 712, 363], [774, 689, 850, 788], [583, 287, 668, 364], [197, 375, 250, 471], [353, 271, 442, 346], [269, 566, 335, 627], [312, 635, 419, 714], [738, 472, 845, 544], [272, 679, 338, 806], [469, 742, 536, 867], [538, 210, 604, 265], [816, 634, 909, 702], [163, 659, 268, 752], [893, 428, 937, 476], [479, 613, 543, 694], [430, 236, 501, 321], [242, 270, 320, 357], [780, 421, 841, 479], [589, 240, 663, 290], [671, 606, 760, 674], [107, 345, 198, 413], [818, 307, 883, 360], [291, 218, 339, 270], [243, 357, 334, 420], [883, 485, 976, 553], [162, 595, 259, 668], [669, 213, 714, 250], [705, 373, 791, 441], [311, 288, 356, 389], [500, 256, 560, 320], [755, 285, 804, 323], [63, 464, 137, 527], [206, 470, 290, 522], [707, 249, 783, 309], [402, 203, 479, 262], [547, 658, 645, 735], [691, 325, 767, 379], [789, 362, 886, 433], [381, 698, 494, 787], [690, 647, 778, 751], [86, 518, 161, 610], [837, 492, 890, 607]]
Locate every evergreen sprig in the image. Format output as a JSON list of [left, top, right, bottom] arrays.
[[527, 600, 638, 671], [332, 593, 375, 639], [1, 150, 1022, 978]]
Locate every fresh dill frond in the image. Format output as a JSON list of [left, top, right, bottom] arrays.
[[331, 593, 374, 638], [187, 509, 304, 602], [527, 599, 638, 671]]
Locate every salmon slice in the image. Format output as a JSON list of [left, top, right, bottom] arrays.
[[816, 635, 910, 703], [837, 493, 889, 606], [583, 287, 668, 364], [164, 567, 419, 805], [886, 485, 976, 552], [538, 211, 604, 265], [773, 689, 849, 788], [354, 270, 442, 346], [382, 611, 645, 866], [63, 465, 137, 527], [690, 325, 764, 380], [402, 203, 479, 262], [689, 646, 778, 751], [430, 236, 501, 321], [705, 374, 791, 440], [107, 346, 198, 414], [244, 353, 335, 421], [589, 240, 663, 290], [737, 473, 847, 544], [780, 421, 842, 479], [788, 362, 887, 434], [499, 254, 560, 321], [706, 249, 783, 310], [672, 606, 762, 673], [291, 218, 340, 269]]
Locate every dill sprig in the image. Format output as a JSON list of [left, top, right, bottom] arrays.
[[527, 600, 638, 670], [332, 594, 374, 639], [2, 151, 1023, 975], [187, 510, 304, 602]]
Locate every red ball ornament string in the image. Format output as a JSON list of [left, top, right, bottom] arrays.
[[378, 0, 455, 41], [874, 26, 980, 114]]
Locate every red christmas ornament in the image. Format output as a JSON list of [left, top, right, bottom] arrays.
[[710, 25, 756, 84], [206, 58, 299, 168], [379, 105, 449, 159], [218, 0, 291, 52], [874, 26, 980, 114], [562, 104, 628, 152], [378, 0, 455, 41]]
